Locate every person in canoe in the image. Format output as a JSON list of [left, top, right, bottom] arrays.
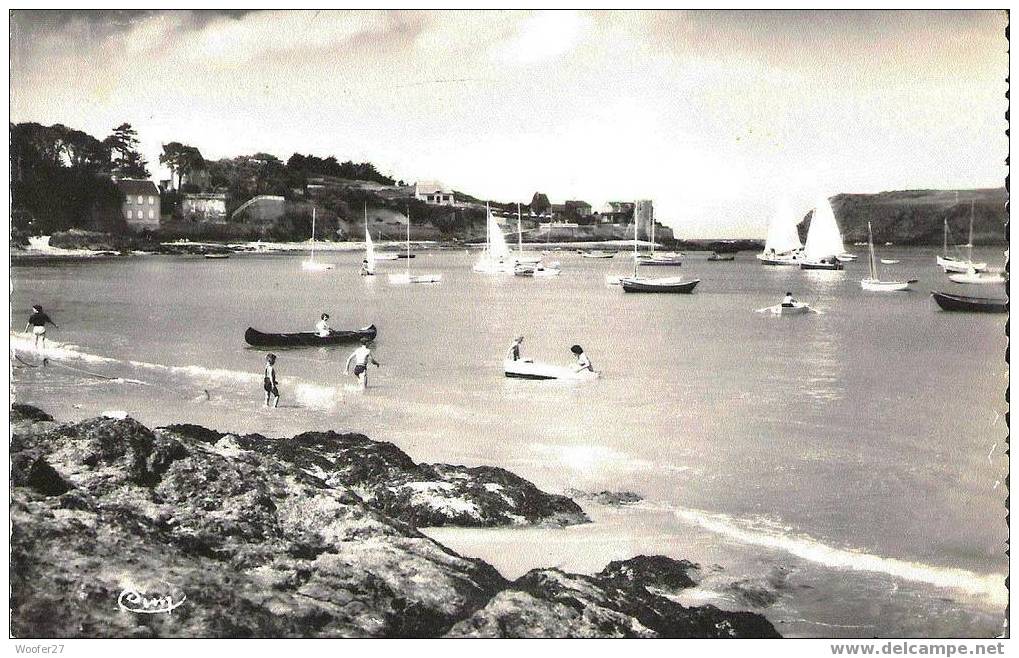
[[781, 291, 796, 308], [316, 313, 332, 337], [571, 344, 593, 373], [263, 353, 280, 408], [25, 304, 58, 351], [345, 338, 381, 389], [506, 335, 525, 362]]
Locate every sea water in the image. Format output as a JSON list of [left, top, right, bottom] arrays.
[[10, 247, 1008, 637]]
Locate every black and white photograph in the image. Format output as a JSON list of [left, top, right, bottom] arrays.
[[7, 6, 1010, 647]]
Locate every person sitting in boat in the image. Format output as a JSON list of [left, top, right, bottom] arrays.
[[571, 344, 593, 373], [316, 313, 332, 337], [345, 338, 381, 389], [507, 335, 525, 361], [25, 304, 58, 351], [360, 259, 372, 276], [263, 353, 280, 408], [781, 292, 796, 308]]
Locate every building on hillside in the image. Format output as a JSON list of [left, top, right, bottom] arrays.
[[180, 168, 211, 191], [114, 179, 161, 232], [564, 200, 593, 222], [601, 201, 635, 224], [182, 192, 228, 223], [414, 181, 455, 205], [635, 199, 654, 240]]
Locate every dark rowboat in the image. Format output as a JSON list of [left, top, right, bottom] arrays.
[[620, 277, 699, 294], [930, 291, 1007, 314], [245, 325, 377, 347]]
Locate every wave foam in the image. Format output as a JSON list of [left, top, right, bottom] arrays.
[[650, 503, 1006, 607]]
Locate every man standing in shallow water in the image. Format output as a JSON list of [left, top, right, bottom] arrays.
[[345, 338, 381, 389]]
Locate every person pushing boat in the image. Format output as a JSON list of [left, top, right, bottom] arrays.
[[506, 335, 525, 362], [316, 313, 332, 337], [25, 304, 58, 351], [345, 338, 381, 389], [263, 353, 280, 408], [571, 344, 593, 373]]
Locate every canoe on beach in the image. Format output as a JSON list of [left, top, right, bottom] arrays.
[[244, 325, 377, 347]]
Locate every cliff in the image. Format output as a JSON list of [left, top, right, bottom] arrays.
[[10, 405, 779, 639], [800, 188, 1008, 246]]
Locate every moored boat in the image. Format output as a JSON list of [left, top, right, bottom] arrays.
[[861, 222, 912, 291], [620, 276, 699, 293], [706, 252, 735, 261], [948, 271, 1006, 285], [245, 325, 377, 347], [503, 359, 600, 381], [930, 291, 1007, 313], [757, 200, 803, 265], [582, 250, 615, 259]]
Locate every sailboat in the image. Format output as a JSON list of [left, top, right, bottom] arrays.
[[388, 208, 441, 285], [861, 222, 912, 291], [514, 203, 543, 264], [636, 210, 682, 266], [937, 199, 987, 273], [473, 203, 515, 274], [757, 201, 803, 265], [301, 207, 335, 271], [800, 196, 845, 270], [361, 205, 376, 276], [619, 209, 699, 293]]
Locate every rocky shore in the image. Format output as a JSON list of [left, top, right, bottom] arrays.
[[10, 405, 780, 638]]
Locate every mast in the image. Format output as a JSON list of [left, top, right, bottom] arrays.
[[310, 206, 316, 261], [405, 205, 411, 275], [943, 218, 948, 257], [867, 221, 877, 280], [633, 217, 639, 277], [517, 203, 523, 253], [485, 201, 491, 256], [650, 205, 655, 256], [967, 200, 975, 259]]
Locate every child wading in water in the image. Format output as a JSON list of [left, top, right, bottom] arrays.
[[345, 338, 381, 389], [263, 353, 280, 407]]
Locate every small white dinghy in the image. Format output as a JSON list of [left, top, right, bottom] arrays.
[[757, 302, 813, 316], [861, 222, 912, 292], [503, 359, 599, 381], [389, 207, 441, 285], [880, 259, 900, 264], [948, 270, 1006, 285]]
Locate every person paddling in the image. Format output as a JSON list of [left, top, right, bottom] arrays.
[[345, 338, 381, 389], [316, 313, 332, 337], [571, 344, 593, 373], [263, 353, 280, 408], [781, 291, 796, 308], [25, 305, 58, 351], [506, 335, 525, 362]]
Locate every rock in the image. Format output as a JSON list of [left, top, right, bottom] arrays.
[[721, 566, 794, 609], [12, 403, 55, 422], [446, 567, 780, 638], [566, 488, 643, 506], [12, 414, 507, 637], [598, 555, 699, 594], [159, 429, 590, 528]]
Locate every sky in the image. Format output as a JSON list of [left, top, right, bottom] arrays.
[[9, 9, 1009, 237]]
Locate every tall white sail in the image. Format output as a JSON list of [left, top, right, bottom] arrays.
[[765, 201, 802, 254], [487, 211, 511, 260], [803, 196, 844, 261], [365, 217, 376, 274]]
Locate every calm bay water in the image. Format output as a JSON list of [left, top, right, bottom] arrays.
[[10, 247, 1008, 637]]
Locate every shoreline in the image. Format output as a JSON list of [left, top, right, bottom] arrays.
[[10, 405, 780, 638]]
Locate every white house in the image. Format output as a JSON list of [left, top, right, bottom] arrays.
[[114, 179, 160, 231], [414, 181, 455, 206]]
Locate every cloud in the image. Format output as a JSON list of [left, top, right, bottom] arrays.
[[492, 11, 592, 65]]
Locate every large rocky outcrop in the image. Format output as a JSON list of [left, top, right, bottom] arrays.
[[11, 408, 780, 638], [446, 559, 780, 638], [159, 425, 588, 528]]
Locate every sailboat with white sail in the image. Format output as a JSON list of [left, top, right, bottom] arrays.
[[861, 222, 913, 291], [301, 207, 335, 271], [361, 206, 376, 276], [757, 201, 803, 265], [799, 196, 845, 270], [937, 199, 987, 273], [473, 203, 516, 274], [514, 203, 543, 265], [388, 208, 441, 285]]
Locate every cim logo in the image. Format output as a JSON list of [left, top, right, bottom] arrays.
[[117, 586, 186, 615]]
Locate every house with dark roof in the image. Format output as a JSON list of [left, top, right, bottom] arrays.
[[113, 179, 161, 231]]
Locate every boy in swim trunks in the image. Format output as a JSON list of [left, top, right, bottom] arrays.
[[25, 304, 58, 351], [263, 353, 280, 408], [345, 338, 381, 389]]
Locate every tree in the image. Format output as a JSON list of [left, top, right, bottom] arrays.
[[159, 142, 204, 189], [104, 123, 149, 178]]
